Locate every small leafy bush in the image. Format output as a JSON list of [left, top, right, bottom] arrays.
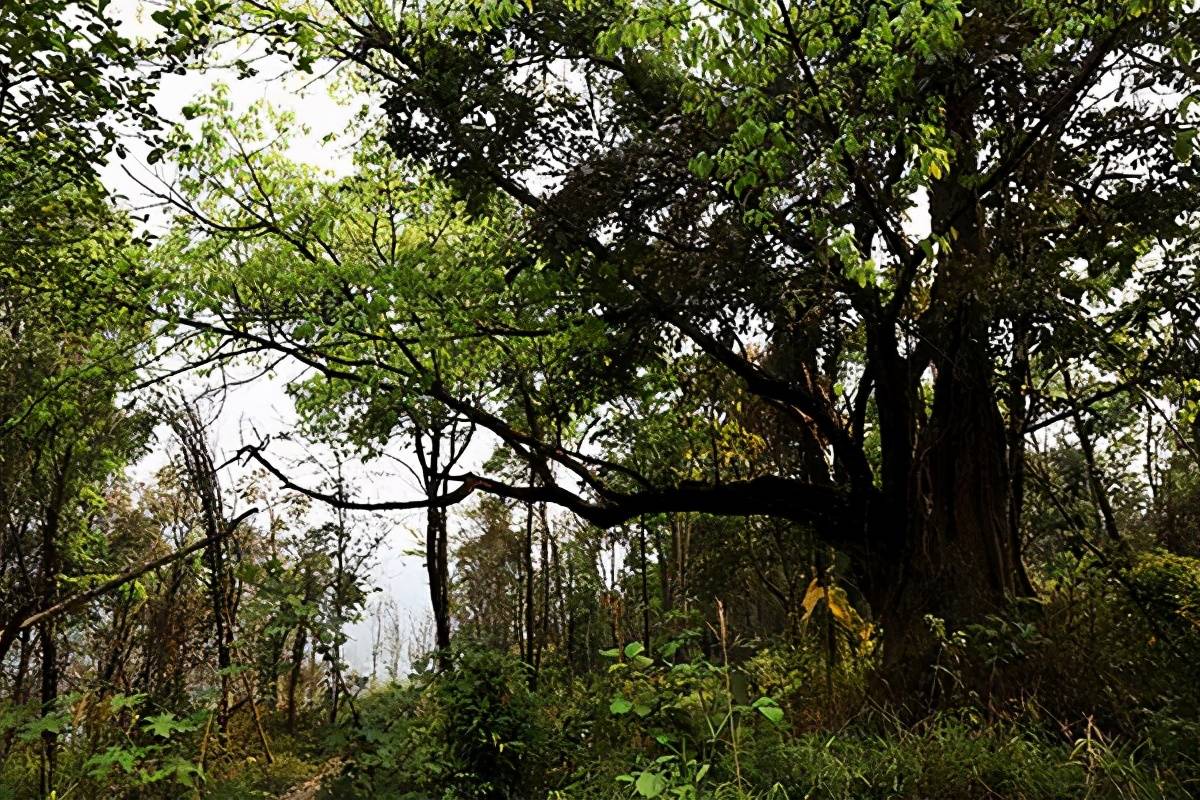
[[916, 550, 1200, 730], [327, 643, 549, 799], [582, 635, 789, 798], [0, 691, 208, 798]]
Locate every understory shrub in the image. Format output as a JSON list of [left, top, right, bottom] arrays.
[[927, 549, 1200, 734], [320, 552, 1200, 799], [326, 643, 551, 799]]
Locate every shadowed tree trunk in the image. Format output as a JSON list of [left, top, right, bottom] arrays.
[[1065, 367, 1122, 542], [860, 77, 1032, 692], [413, 413, 471, 669], [523, 492, 536, 687], [38, 450, 71, 797], [286, 617, 309, 731], [426, 502, 451, 660], [870, 335, 1026, 695]]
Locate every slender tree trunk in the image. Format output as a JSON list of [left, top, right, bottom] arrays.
[[638, 521, 651, 649], [565, 557, 576, 668], [12, 626, 31, 704], [1146, 411, 1158, 504], [99, 603, 127, 687], [38, 611, 58, 790], [205, 520, 232, 734], [286, 624, 307, 732], [38, 620, 57, 796], [551, 536, 564, 647], [426, 504, 452, 664], [39, 462, 69, 797], [536, 504, 550, 673], [1006, 321, 1036, 595], [175, 409, 234, 737], [419, 429, 453, 668], [1064, 367, 1121, 541], [329, 510, 348, 726], [328, 657, 340, 726], [523, 494, 536, 687], [654, 523, 671, 616]]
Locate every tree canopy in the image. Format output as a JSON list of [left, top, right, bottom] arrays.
[[156, 0, 1200, 678]]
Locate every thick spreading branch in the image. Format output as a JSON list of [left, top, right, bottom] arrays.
[[237, 438, 865, 555]]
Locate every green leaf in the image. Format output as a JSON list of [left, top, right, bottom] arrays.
[[635, 771, 667, 798], [1174, 128, 1197, 163], [758, 705, 784, 723], [85, 744, 144, 777], [688, 153, 714, 179], [752, 697, 785, 724], [109, 692, 146, 712], [624, 641, 645, 659], [610, 695, 633, 715], [142, 711, 197, 739], [18, 711, 70, 742]]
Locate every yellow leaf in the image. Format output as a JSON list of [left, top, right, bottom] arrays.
[[825, 585, 857, 629], [800, 578, 823, 623]]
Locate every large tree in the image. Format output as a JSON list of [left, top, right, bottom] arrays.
[[166, 0, 1200, 687]]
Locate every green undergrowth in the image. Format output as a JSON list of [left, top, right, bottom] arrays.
[[326, 685, 1198, 800], [4, 551, 1197, 798], [318, 551, 1200, 800]]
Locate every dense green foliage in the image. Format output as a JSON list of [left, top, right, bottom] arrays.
[[2, 0, 1200, 797], [327, 563, 1200, 799]]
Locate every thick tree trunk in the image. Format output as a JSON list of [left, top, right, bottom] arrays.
[[860, 74, 1032, 697], [870, 335, 1028, 698]]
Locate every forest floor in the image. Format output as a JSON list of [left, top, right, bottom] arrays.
[[278, 757, 343, 800]]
